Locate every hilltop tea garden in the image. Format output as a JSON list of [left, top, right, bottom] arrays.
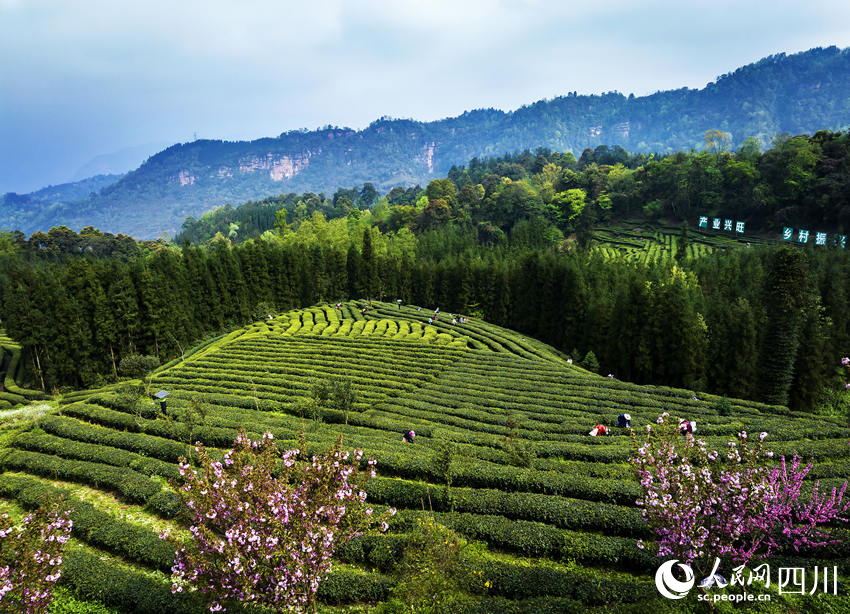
[[0, 302, 848, 613]]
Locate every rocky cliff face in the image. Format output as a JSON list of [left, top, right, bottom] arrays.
[[189, 153, 313, 185], [419, 142, 436, 175]]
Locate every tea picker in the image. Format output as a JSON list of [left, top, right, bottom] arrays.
[[153, 390, 169, 414], [679, 419, 697, 435], [589, 424, 608, 436]]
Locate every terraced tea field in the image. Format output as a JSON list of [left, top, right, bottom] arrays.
[[0, 331, 49, 409], [0, 303, 848, 612], [592, 222, 776, 264]]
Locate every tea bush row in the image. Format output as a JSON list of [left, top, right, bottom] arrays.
[[12, 431, 179, 479], [364, 477, 648, 537], [0, 474, 175, 571], [1, 449, 162, 504]]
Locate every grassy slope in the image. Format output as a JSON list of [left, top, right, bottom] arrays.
[[0, 302, 847, 613]]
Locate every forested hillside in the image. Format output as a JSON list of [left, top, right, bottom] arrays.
[[3, 130, 850, 410], [0, 174, 124, 233], [175, 130, 850, 246], [2, 46, 849, 238], [2, 213, 849, 412]]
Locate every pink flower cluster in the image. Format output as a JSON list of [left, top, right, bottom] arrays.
[[631, 413, 849, 567], [162, 430, 395, 613], [0, 507, 73, 614], [842, 358, 850, 393]]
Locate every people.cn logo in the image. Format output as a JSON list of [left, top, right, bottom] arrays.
[[655, 559, 696, 599]]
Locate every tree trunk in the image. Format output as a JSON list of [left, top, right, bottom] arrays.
[[110, 344, 118, 380], [33, 348, 45, 391]]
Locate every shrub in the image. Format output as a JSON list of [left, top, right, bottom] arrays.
[[578, 351, 599, 373], [715, 398, 733, 416], [379, 516, 478, 612], [0, 499, 73, 613], [118, 354, 160, 378], [162, 431, 396, 613], [631, 412, 850, 574]]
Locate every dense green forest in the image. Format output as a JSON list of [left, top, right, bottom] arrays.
[[3, 131, 850, 410], [2, 46, 849, 238], [1, 224, 849, 413]]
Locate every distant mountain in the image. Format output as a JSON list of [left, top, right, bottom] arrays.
[[71, 142, 170, 182], [4, 46, 850, 239], [0, 174, 124, 234]]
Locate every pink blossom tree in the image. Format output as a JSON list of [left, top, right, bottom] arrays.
[[0, 503, 73, 614], [631, 412, 849, 574], [161, 430, 395, 613]]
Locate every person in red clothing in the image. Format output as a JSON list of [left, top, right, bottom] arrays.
[[679, 419, 696, 435], [589, 424, 608, 436]]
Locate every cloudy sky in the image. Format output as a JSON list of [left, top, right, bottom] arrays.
[[2, 0, 849, 193]]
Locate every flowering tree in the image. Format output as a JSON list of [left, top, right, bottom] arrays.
[[0, 504, 73, 614], [161, 430, 395, 613], [631, 413, 849, 573]]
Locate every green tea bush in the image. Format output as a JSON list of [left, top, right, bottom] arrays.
[[12, 432, 177, 479], [39, 415, 187, 462], [61, 546, 209, 614], [1, 449, 162, 504], [0, 476, 175, 572], [365, 478, 647, 536], [316, 568, 394, 604], [459, 555, 654, 604]]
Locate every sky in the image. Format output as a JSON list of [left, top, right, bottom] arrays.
[[2, 0, 850, 194]]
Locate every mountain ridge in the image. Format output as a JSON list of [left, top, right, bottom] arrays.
[[3, 45, 850, 238]]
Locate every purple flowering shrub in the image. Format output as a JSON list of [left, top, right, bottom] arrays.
[[631, 413, 849, 570], [0, 503, 73, 614], [160, 430, 395, 613]]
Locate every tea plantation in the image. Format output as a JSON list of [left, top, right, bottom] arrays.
[[592, 221, 778, 264], [0, 331, 49, 409], [0, 302, 848, 613]]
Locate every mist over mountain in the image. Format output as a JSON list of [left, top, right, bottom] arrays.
[[0, 174, 125, 235], [2, 46, 849, 239], [71, 142, 170, 182]]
